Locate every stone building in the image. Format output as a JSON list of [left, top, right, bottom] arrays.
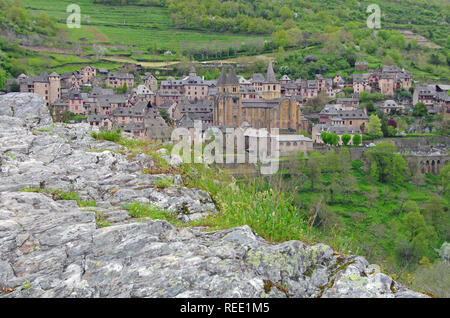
[[319, 105, 369, 128], [355, 61, 369, 72], [106, 72, 134, 88], [275, 134, 314, 156], [18, 72, 61, 106], [143, 73, 158, 91], [213, 62, 303, 132]]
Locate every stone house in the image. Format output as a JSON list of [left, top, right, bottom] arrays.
[[60, 72, 83, 88], [80, 66, 97, 84], [319, 106, 368, 128], [156, 90, 183, 107], [355, 61, 369, 72], [106, 72, 134, 88], [379, 100, 405, 114], [68, 91, 90, 115], [96, 94, 128, 115], [275, 134, 313, 156], [333, 72, 345, 89], [19, 72, 61, 106], [159, 100, 181, 121], [143, 73, 158, 91], [336, 98, 360, 109]]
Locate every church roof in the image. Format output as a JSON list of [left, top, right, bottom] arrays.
[[217, 68, 228, 86], [265, 61, 278, 83], [225, 68, 239, 85]]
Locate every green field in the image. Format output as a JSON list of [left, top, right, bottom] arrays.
[[22, 0, 265, 52]]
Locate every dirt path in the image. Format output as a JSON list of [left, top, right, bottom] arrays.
[[87, 26, 109, 43], [398, 30, 441, 49], [20, 45, 77, 54]]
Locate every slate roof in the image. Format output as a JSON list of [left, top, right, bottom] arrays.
[[251, 73, 265, 83], [265, 61, 278, 83], [107, 72, 134, 79]]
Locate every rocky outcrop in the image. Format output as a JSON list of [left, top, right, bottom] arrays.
[[0, 93, 52, 127], [0, 93, 427, 298]]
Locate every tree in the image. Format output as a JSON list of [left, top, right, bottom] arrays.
[[160, 108, 172, 125], [306, 152, 323, 191], [397, 118, 407, 133], [366, 101, 376, 114], [323, 151, 342, 173], [328, 173, 342, 203], [9, 81, 20, 92], [279, 6, 294, 21], [365, 142, 408, 184], [439, 164, 450, 196], [402, 200, 419, 214], [0, 68, 6, 91], [341, 134, 351, 146], [272, 30, 288, 48], [352, 133, 362, 146], [338, 148, 351, 173], [116, 83, 127, 94], [392, 154, 408, 184], [423, 196, 450, 241], [329, 133, 340, 146], [368, 114, 383, 139], [413, 103, 428, 117], [396, 211, 437, 265]]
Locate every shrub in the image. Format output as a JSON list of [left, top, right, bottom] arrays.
[[21, 188, 96, 207], [124, 202, 181, 225], [91, 129, 121, 142], [352, 133, 362, 146], [154, 176, 174, 188]]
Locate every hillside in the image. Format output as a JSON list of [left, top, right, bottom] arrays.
[[0, 92, 430, 298], [0, 0, 448, 82]]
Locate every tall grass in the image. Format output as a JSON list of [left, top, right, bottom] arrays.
[[124, 202, 184, 226], [91, 129, 122, 142], [21, 188, 96, 207], [180, 163, 324, 246]]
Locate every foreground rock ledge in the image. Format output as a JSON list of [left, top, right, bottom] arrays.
[[0, 93, 427, 298]]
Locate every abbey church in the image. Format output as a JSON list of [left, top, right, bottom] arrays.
[[213, 62, 304, 132]]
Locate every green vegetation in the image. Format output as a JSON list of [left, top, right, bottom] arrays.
[[179, 163, 322, 246], [85, 209, 111, 228], [154, 176, 174, 189], [159, 108, 173, 125], [21, 187, 97, 207], [413, 103, 429, 117], [91, 129, 122, 142], [0, 0, 446, 83], [352, 134, 362, 146], [321, 132, 340, 146], [253, 146, 449, 296], [124, 201, 184, 226], [368, 114, 383, 139]]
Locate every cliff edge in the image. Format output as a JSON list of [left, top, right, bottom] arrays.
[[0, 93, 427, 298]]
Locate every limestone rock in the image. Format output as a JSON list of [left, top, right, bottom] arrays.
[[0, 93, 427, 298], [0, 93, 52, 127]]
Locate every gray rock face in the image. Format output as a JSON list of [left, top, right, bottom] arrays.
[[0, 93, 52, 127], [0, 94, 427, 298], [0, 191, 427, 298]]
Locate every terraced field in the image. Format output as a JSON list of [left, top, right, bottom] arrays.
[[22, 0, 264, 52]]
